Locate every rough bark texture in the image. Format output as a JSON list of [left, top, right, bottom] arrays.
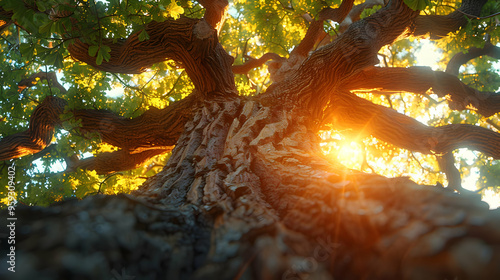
[[1, 0, 500, 279]]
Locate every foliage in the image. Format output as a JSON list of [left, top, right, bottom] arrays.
[[0, 0, 499, 207]]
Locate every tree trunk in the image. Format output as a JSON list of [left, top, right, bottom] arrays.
[[2, 93, 499, 280]]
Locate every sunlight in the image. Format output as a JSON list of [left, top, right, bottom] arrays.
[[483, 189, 500, 209], [106, 83, 124, 98], [33, 158, 66, 173], [320, 131, 365, 171], [415, 39, 441, 70], [337, 141, 363, 169]]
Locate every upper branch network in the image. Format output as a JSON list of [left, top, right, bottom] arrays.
[[67, 0, 235, 95]]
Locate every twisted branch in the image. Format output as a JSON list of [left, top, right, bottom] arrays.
[[446, 41, 500, 76], [232, 53, 284, 74], [262, 0, 419, 114], [323, 91, 500, 158], [342, 66, 500, 117], [413, 0, 488, 38], [198, 0, 229, 32], [17, 72, 67, 93], [68, 17, 236, 95], [0, 93, 197, 173], [66, 148, 171, 175]]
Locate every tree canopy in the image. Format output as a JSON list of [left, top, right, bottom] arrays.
[[1, 0, 499, 207]]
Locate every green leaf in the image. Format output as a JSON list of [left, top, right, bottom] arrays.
[[39, 21, 53, 34], [138, 29, 150, 41], [100, 45, 112, 62], [54, 52, 64, 69], [88, 45, 99, 57], [36, 1, 47, 12], [404, 0, 430, 11], [19, 44, 35, 60], [46, 52, 64, 69], [96, 52, 104, 65]]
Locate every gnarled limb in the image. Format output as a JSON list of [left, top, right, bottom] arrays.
[[66, 148, 171, 175], [437, 152, 463, 191], [17, 72, 67, 93], [338, 0, 387, 33], [263, 0, 419, 114], [413, 0, 488, 38], [0, 96, 67, 161], [341, 66, 500, 117], [68, 18, 236, 95], [72, 93, 197, 151], [446, 41, 500, 76], [293, 0, 355, 58], [0, 73, 65, 160], [198, 0, 229, 32], [323, 91, 500, 158], [268, 0, 355, 82], [232, 53, 284, 74], [318, 0, 355, 22], [1, 93, 197, 166]]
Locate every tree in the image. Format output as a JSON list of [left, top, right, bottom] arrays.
[[1, 0, 500, 279]]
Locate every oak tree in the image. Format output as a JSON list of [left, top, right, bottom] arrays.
[[1, 0, 500, 279]]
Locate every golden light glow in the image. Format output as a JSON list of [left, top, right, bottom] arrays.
[[336, 140, 364, 169], [320, 131, 364, 170]]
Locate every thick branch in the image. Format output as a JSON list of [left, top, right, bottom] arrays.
[[1, 94, 197, 162], [0, 73, 67, 160], [232, 53, 284, 74], [318, 0, 355, 22], [413, 0, 488, 38], [291, 0, 354, 57], [291, 20, 325, 58], [437, 152, 463, 191], [268, 0, 355, 82], [68, 18, 236, 95], [338, 0, 387, 33], [342, 66, 500, 117], [72, 94, 197, 151], [446, 41, 500, 76], [0, 96, 66, 161], [323, 91, 500, 158], [198, 0, 229, 32], [18, 72, 67, 93], [66, 148, 171, 175], [262, 0, 419, 114]]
